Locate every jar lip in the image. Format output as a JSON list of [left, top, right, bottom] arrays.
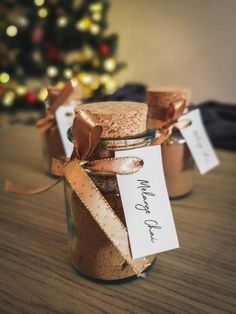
[[67, 127, 156, 143]]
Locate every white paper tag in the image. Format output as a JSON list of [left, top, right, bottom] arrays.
[[115, 146, 179, 259], [179, 109, 220, 174], [55, 104, 75, 158]]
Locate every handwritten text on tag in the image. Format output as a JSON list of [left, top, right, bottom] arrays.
[[116, 146, 179, 259], [179, 109, 219, 174]]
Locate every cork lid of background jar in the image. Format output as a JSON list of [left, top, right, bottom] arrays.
[[146, 88, 191, 121], [76, 101, 147, 138], [146, 87, 191, 108]]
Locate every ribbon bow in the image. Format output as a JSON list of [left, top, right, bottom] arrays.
[[148, 98, 191, 144], [6, 110, 156, 276], [36, 79, 78, 133]]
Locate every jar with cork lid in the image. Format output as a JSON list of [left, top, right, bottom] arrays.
[[147, 88, 194, 199], [64, 101, 156, 282]]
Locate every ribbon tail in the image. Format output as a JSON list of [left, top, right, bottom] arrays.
[[5, 179, 62, 195], [36, 116, 55, 133], [64, 159, 149, 277], [51, 157, 67, 176]]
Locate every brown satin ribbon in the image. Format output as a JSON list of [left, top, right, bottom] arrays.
[[147, 99, 190, 140], [7, 110, 165, 276], [5, 178, 62, 196], [36, 78, 78, 133]]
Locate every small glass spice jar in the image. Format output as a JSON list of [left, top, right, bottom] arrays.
[[147, 88, 194, 199], [64, 102, 156, 282]]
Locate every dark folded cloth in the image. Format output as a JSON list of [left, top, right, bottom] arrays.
[[100, 83, 147, 103], [199, 100, 236, 150], [100, 83, 236, 150]]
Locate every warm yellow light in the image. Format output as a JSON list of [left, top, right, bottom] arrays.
[[75, 17, 91, 31], [0, 72, 10, 83], [2, 91, 15, 107], [6, 25, 18, 37], [92, 12, 102, 22], [63, 68, 73, 79], [89, 3, 103, 12], [34, 0, 45, 6], [16, 85, 27, 96], [57, 16, 68, 27], [100, 74, 117, 93], [56, 82, 64, 88], [47, 66, 58, 77], [104, 79, 117, 94], [90, 75, 100, 90], [104, 58, 116, 72], [38, 8, 48, 18], [90, 24, 100, 35], [100, 74, 111, 84], [38, 87, 48, 101], [77, 72, 93, 85]]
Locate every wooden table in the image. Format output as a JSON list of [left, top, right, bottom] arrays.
[[0, 115, 235, 314]]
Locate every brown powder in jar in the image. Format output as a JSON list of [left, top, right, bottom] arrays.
[[70, 187, 155, 280], [161, 141, 194, 198]]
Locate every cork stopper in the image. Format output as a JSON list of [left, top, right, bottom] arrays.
[[147, 87, 190, 108], [147, 87, 190, 106], [147, 88, 190, 115], [76, 101, 147, 138]]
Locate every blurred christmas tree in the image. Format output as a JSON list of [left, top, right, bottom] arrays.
[[0, 0, 124, 110]]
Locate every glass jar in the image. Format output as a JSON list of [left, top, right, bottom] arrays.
[[64, 129, 156, 283], [161, 128, 194, 199]]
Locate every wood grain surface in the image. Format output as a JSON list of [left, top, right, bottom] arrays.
[[0, 114, 235, 314]]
